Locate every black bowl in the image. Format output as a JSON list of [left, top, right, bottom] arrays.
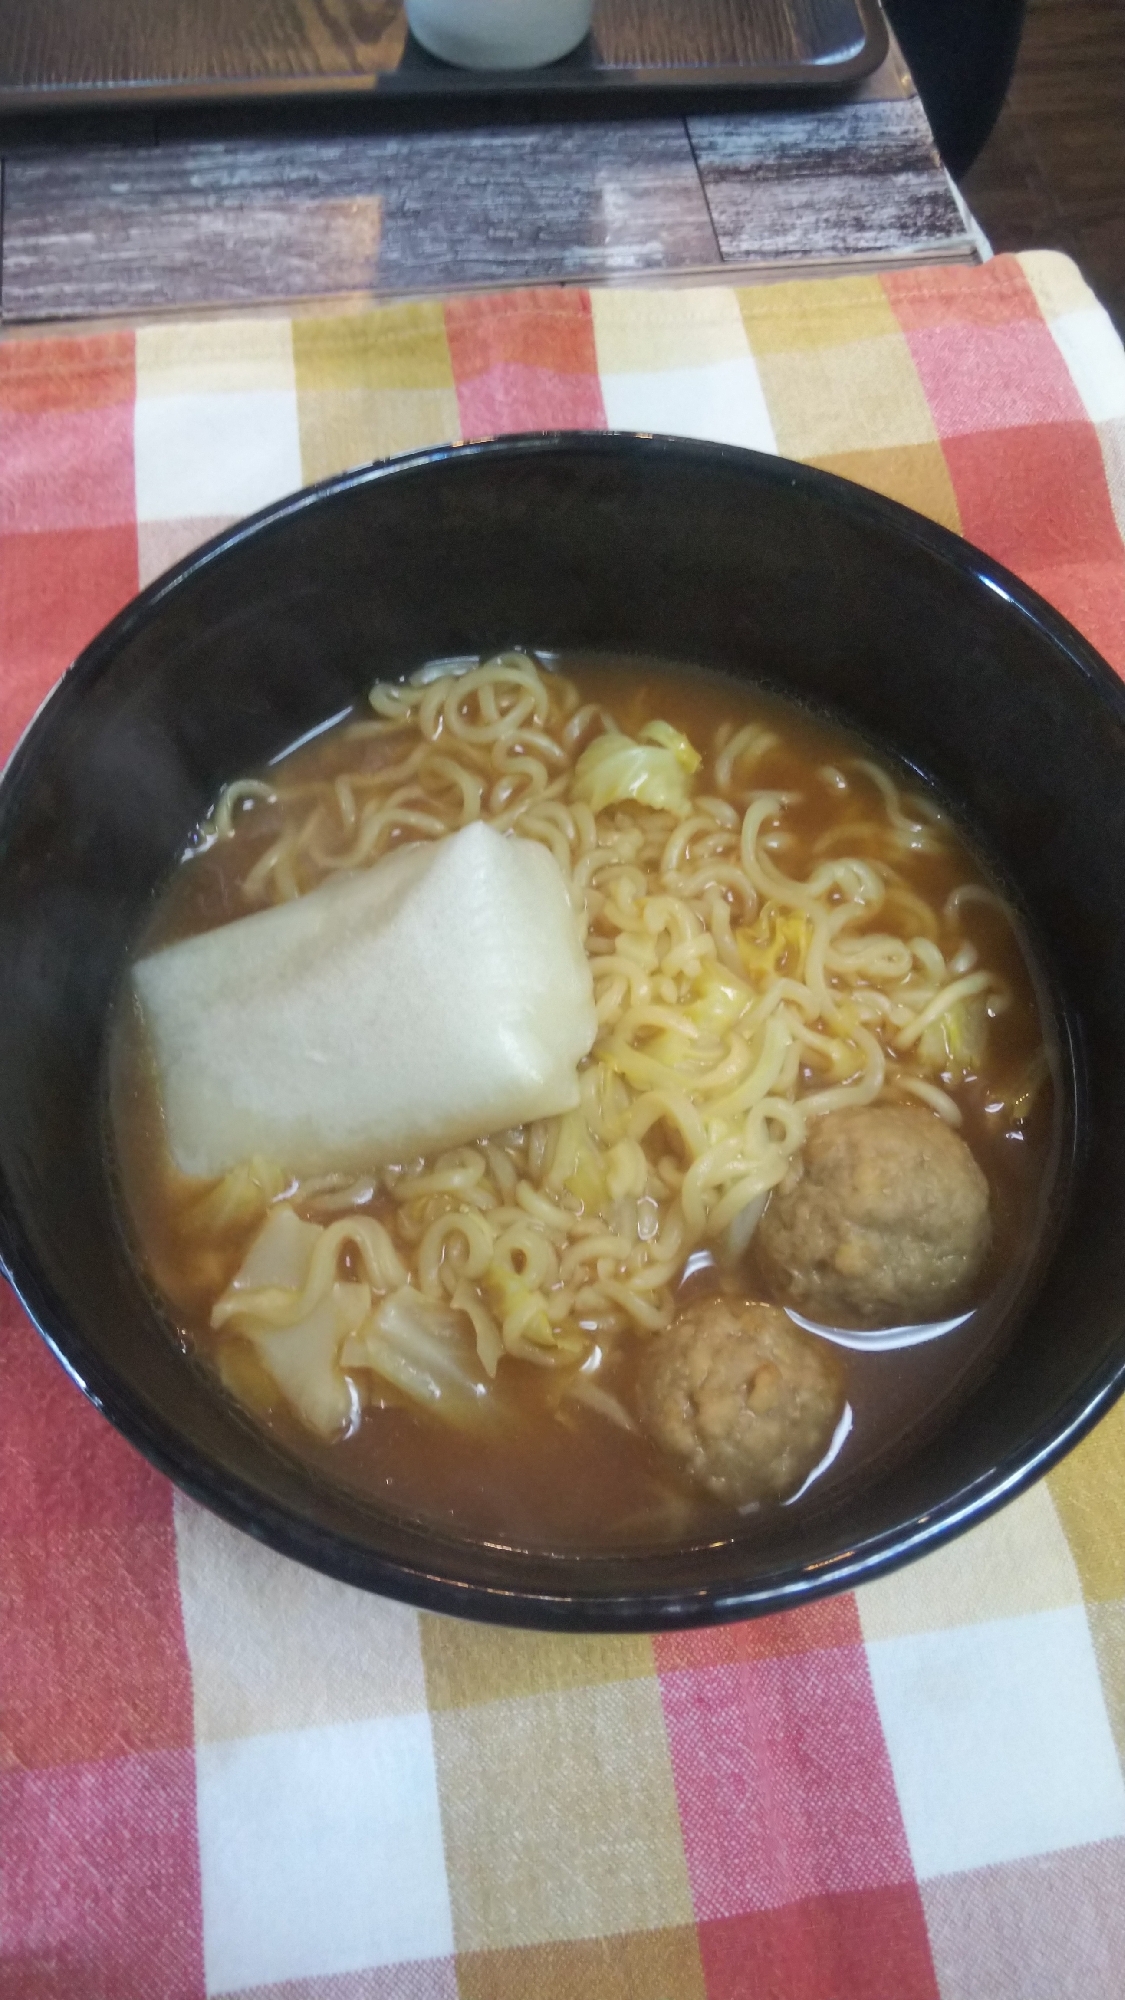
[[2, 432, 1124, 1631]]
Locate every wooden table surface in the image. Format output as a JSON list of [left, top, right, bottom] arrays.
[[0, 32, 978, 329]]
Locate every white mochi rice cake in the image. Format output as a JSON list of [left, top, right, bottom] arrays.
[[133, 820, 597, 1179]]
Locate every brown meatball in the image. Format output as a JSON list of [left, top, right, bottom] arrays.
[[636, 1298, 844, 1505], [758, 1105, 991, 1327]]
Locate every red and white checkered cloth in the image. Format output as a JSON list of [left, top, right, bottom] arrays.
[[3, 251, 1125, 2000]]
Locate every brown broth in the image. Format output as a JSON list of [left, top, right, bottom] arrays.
[[108, 657, 1063, 1553]]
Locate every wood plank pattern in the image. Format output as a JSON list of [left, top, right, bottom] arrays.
[[689, 96, 968, 260], [0, 122, 722, 321], [0, 0, 884, 108], [962, 0, 1125, 335]]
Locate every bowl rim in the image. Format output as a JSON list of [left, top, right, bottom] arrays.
[[3, 426, 1125, 1632]]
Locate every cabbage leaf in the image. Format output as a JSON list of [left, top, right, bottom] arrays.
[[917, 994, 989, 1079], [341, 1284, 494, 1424], [572, 720, 701, 817], [188, 1155, 288, 1235], [736, 905, 812, 982]]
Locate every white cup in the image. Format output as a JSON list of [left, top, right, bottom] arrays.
[[406, 0, 594, 69]]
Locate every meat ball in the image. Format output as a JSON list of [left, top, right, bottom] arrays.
[[758, 1104, 991, 1327], [636, 1297, 844, 1505]]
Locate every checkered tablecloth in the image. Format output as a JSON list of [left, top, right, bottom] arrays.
[[4, 252, 1125, 2000]]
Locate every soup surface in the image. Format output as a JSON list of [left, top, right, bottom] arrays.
[[110, 654, 1060, 1552]]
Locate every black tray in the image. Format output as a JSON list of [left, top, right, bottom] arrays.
[[0, 0, 888, 115]]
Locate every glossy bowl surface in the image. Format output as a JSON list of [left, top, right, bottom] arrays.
[[2, 432, 1124, 1630]]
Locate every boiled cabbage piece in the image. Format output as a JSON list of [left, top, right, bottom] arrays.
[[215, 1204, 493, 1438], [134, 820, 596, 1179], [219, 1204, 365, 1437], [572, 720, 700, 817]]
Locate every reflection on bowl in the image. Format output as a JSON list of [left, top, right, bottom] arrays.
[[1, 432, 1123, 1632], [785, 1309, 976, 1353]]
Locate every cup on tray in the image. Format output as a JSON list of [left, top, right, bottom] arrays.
[[405, 0, 594, 69]]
